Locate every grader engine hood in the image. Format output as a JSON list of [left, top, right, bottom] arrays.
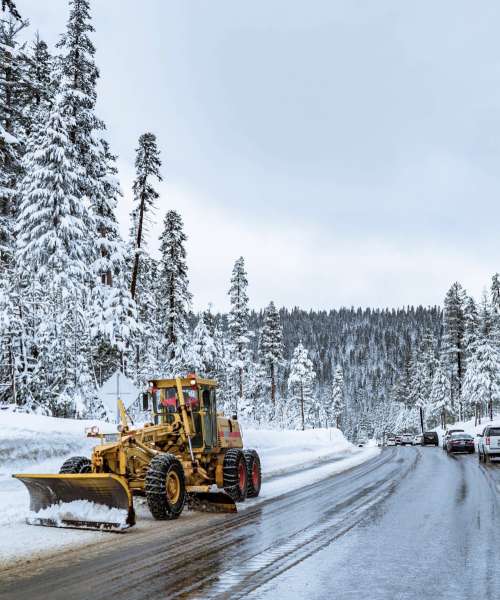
[[217, 417, 243, 449]]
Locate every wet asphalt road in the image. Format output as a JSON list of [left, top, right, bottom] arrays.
[[0, 446, 499, 600]]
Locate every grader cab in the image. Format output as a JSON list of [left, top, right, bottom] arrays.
[[13, 375, 262, 531]]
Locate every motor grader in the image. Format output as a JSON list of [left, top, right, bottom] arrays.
[[13, 375, 262, 531]]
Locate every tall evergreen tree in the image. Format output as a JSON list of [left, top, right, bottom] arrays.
[[443, 282, 467, 418], [228, 257, 250, 416], [429, 358, 452, 428], [159, 210, 191, 371], [259, 301, 283, 411], [15, 100, 89, 289], [288, 342, 316, 430], [56, 0, 103, 185], [130, 132, 161, 300], [0, 15, 28, 266], [331, 365, 345, 429]]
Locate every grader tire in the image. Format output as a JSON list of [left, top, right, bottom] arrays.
[[145, 453, 186, 520], [223, 448, 248, 502], [243, 449, 262, 498], [59, 456, 92, 474]]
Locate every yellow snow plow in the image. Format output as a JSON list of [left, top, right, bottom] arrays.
[[13, 375, 261, 531]]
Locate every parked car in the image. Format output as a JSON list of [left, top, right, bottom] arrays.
[[357, 437, 368, 448], [442, 429, 464, 450], [477, 426, 500, 463], [445, 432, 475, 454], [387, 437, 396, 446], [413, 434, 423, 445], [422, 431, 439, 446], [400, 433, 413, 446], [395, 436, 402, 445]]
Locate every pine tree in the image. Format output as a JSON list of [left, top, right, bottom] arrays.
[[331, 365, 345, 429], [0, 15, 28, 266], [429, 359, 452, 428], [56, 0, 103, 186], [16, 100, 90, 289], [464, 295, 479, 360], [1, 1, 20, 19], [130, 132, 161, 300], [443, 282, 467, 418], [288, 342, 316, 430], [22, 33, 53, 135], [228, 257, 250, 416], [187, 316, 217, 377], [159, 210, 191, 372], [259, 301, 283, 412]]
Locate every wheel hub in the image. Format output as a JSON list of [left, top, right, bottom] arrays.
[[166, 470, 181, 504]]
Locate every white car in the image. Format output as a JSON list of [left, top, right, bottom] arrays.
[[413, 434, 423, 445], [387, 437, 396, 446], [400, 433, 413, 446], [477, 426, 500, 463]]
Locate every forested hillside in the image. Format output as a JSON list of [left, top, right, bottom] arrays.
[[1, 1, 499, 441]]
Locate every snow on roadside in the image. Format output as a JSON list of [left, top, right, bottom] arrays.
[[433, 414, 500, 443], [0, 411, 378, 566]]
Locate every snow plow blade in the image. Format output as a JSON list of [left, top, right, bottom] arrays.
[[188, 491, 237, 513], [12, 473, 135, 531]]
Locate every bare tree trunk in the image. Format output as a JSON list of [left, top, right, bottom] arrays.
[[300, 384, 305, 431], [270, 362, 275, 409], [130, 191, 146, 301]]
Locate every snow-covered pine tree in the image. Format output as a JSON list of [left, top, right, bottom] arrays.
[[464, 295, 479, 361], [14, 100, 97, 415], [22, 33, 53, 137], [429, 358, 452, 428], [56, 0, 103, 189], [259, 301, 283, 413], [442, 282, 467, 418], [158, 210, 191, 373], [1, 0, 19, 19], [0, 15, 28, 267], [288, 342, 316, 430], [228, 257, 251, 417], [187, 316, 217, 378], [130, 132, 161, 300], [16, 99, 89, 289], [331, 365, 345, 429]]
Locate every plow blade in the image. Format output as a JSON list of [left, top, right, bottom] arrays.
[[13, 473, 135, 531], [188, 491, 237, 513]]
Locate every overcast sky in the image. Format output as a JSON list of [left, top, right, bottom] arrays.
[[16, 0, 500, 311]]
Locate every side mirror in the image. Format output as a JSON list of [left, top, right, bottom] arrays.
[[142, 392, 149, 411]]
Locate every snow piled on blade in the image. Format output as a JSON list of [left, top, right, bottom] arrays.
[[27, 500, 128, 529]]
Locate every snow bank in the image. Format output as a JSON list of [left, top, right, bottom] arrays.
[[241, 426, 354, 476], [434, 414, 500, 442], [28, 500, 128, 530], [0, 409, 115, 467]]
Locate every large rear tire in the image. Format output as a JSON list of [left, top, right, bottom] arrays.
[[145, 453, 186, 520], [59, 456, 91, 474], [223, 448, 248, 502], [243, 449, 261, 498]]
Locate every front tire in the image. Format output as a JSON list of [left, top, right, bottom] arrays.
[[223, 448, 248, 502], [145, 453, 186, 520], [59, 456, 91, 474], [243, 449, 262, 498]]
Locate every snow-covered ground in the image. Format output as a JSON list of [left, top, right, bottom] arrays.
[[0, 410, 378, 566], [434, 414, 500, 443]]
